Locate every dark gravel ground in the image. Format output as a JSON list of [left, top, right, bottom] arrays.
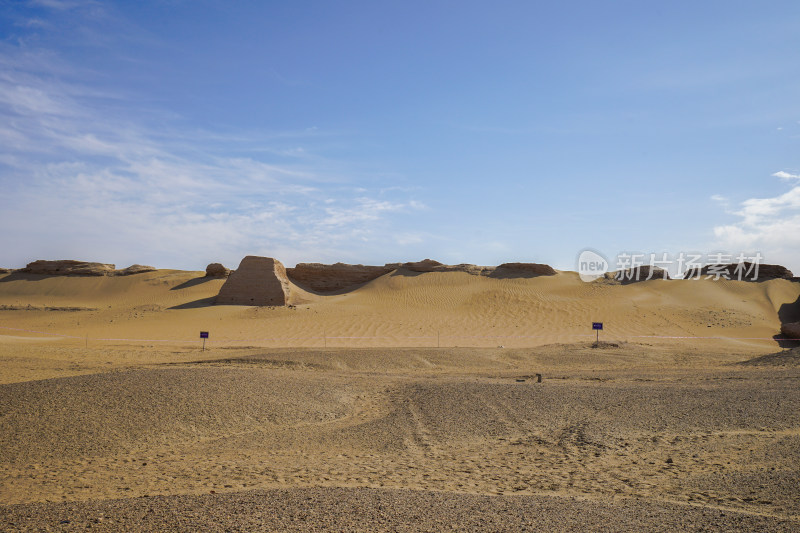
[[1, 486, 797, 532]]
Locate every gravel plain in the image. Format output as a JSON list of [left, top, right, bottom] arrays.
[[1, 486, 797, 532], [1, 346, 799, 531]]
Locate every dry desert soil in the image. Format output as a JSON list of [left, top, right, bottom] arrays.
[[0, 268, 799, 531]]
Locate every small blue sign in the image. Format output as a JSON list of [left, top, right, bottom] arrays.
[[592, 322, 603, 330], [200, 331, 209, 339]]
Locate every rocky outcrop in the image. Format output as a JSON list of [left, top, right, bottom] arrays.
[[385, 259, 557, 278], [491, 263, 557, 278], [434, 263, 493, 275], [745, 263, 793, 279], [215, 256, 291, 306], [387, 259, 445, 272], [115, 264, 156, 276], [781, 322, 800, 340], [284, 259, 559, 292], [286, 263, 392, 292], [683, 263, 793, 281], [384, 259, 489, 275], [21, 260, 116, 276], [205, 263, 230, 278], [604, 266, 670, 284], [0, 268, 11, 274], [19, 260, 156, 276]]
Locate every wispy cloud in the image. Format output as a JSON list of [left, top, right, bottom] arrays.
[[0, 41, 425, 269], [29, 0, 99, 11], [321, 197, 424, 227], [712, 173, 800, 270], [773, 170, 800, 181]]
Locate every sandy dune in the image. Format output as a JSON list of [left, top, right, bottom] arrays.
[[0, 268, 797, 355], [0, 268, 799, 530]]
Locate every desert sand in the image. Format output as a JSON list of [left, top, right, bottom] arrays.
[[1, 266, 799, 531]]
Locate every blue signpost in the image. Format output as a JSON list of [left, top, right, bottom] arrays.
[[592, 322, 603, 343], [200, 331, 209, 351]]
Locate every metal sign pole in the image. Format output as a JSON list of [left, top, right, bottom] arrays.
[[592, 322, 603, 344]]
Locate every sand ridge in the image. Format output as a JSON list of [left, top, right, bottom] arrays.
[[1, 268, 796, 354]]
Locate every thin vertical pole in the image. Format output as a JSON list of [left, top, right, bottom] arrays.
[[324, 330, 327, 348], [202, 338, 206, 352], [596, 329, 599, 343], [437, 330, 440, 348]]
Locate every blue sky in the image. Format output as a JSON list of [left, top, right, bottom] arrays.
[[1, 1, 799, 272]]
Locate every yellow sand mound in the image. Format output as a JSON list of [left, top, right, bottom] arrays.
[[0, 269, 797, 354]]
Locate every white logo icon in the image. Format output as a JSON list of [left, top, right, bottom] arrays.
[[577, 249, 609, 282]]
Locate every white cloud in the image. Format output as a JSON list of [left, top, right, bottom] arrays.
[[0, 44, 426, 269], [773, 170, 800, 180], [29, 0, 98, 11], [321, 198, 420, 227], [712, 176, 800, 271]]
